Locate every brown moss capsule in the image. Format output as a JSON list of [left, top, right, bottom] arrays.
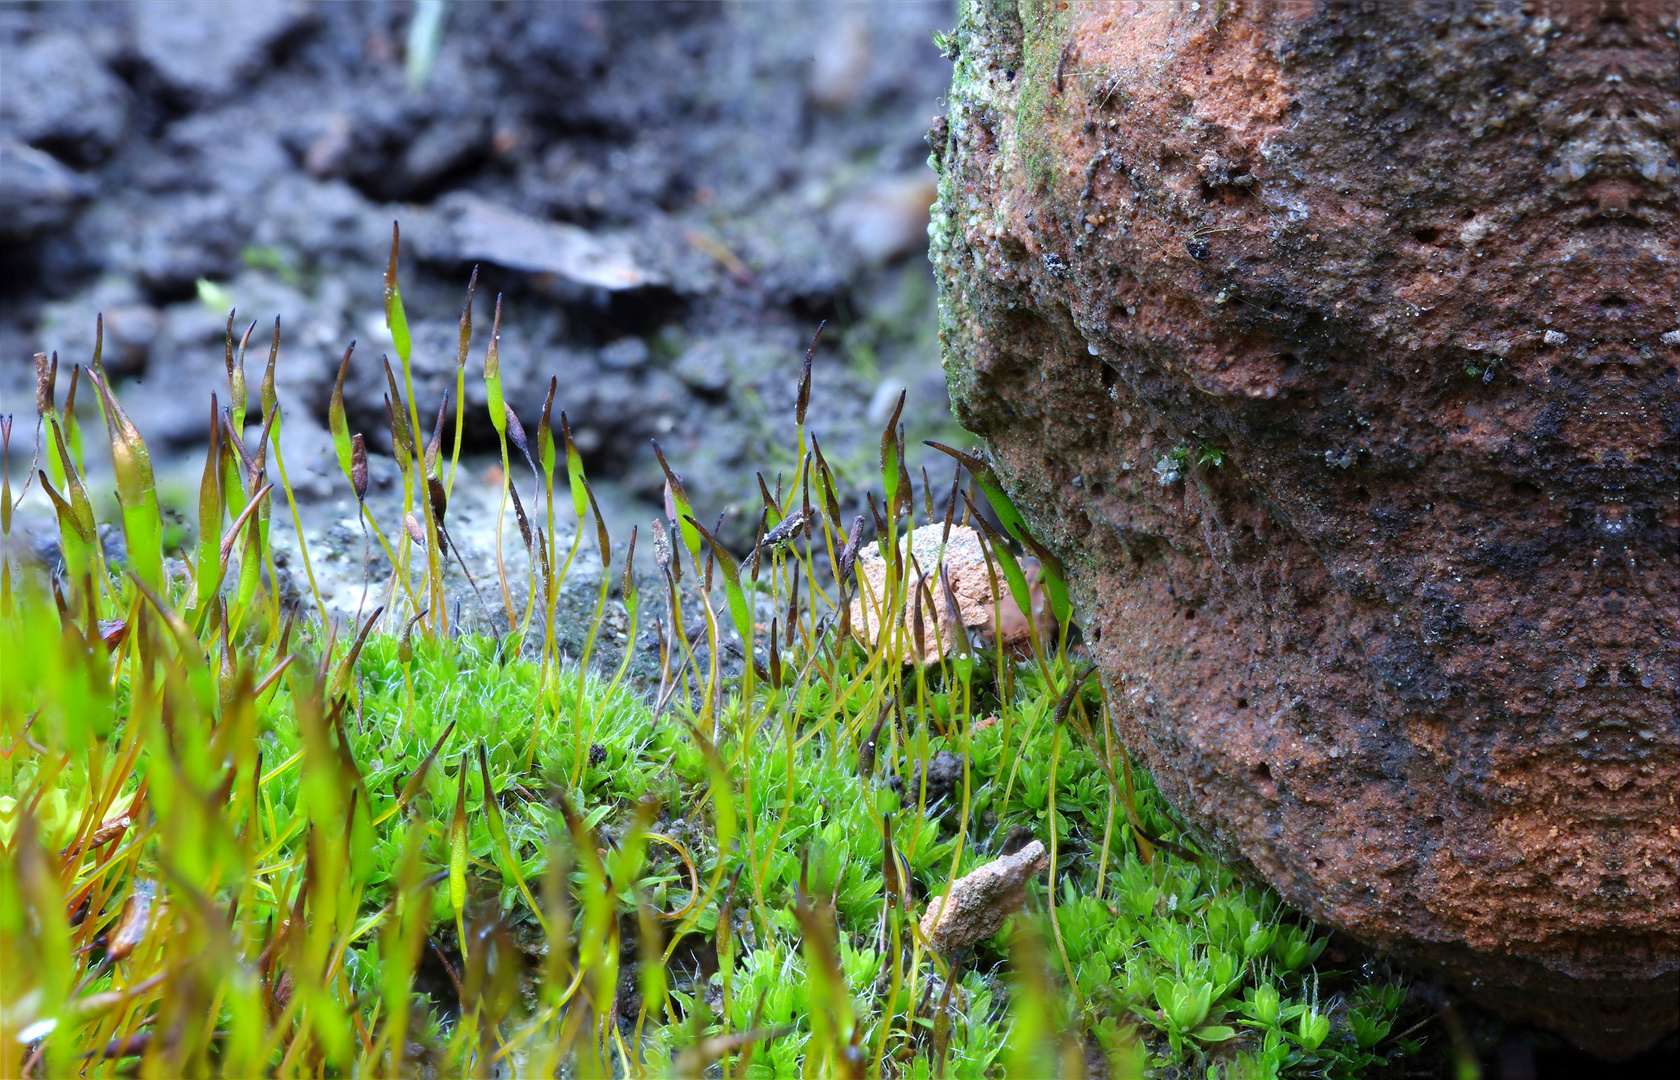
[[399, 607, 428, 667], [107, 880, 158, 962], [97, 619, 129, 651], [382, 359, 414, 464], [427, 475, 448, 525], [505, 402, 529, 460], [350, 434, 369, 502], [796, 319, 824, 428], [507, 481, 532, 551], [84, 807, 132, 848], [425, 392, 448, 473], [839, 515, 866, 584], [651, 517, 670, 572], [260, 317, 280, 419], [34, 351, 55, 418]]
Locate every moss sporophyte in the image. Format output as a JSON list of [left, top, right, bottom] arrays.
[[1, 228, 1420, 1079]]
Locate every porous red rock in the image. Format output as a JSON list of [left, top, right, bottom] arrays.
[[928, 1, 1678, 1057], [848, 524, 1050, 664]]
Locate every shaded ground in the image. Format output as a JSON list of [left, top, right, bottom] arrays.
[[2, 0, 961, 553]]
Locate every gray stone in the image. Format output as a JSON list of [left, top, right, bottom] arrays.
[[672, 340, 732, 396], [599, 338, 649, 372], [436, 194, 660, 292], [0, 31, 129, 164], [36, 278, 161, 379], [0, 141, 93, 238], [127, 192, 247, 291], [133, 1, 311, 99], [831, 173, 939, 265], [401, 115, 488, 189], [4, 0, 959, 555]]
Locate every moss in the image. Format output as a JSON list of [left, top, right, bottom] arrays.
[[1013, 0, 1075, 196], [3, 232, 1422, 1079]]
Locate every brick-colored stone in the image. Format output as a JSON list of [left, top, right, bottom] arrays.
[[929, 1, 1678, 1056]]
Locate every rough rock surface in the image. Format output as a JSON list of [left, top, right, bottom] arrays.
[[918, 838, 1048, 954], [929, 1, 1678, 1057], [848, 523, 1048, 663]]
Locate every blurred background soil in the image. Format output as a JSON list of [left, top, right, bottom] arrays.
[[1, 0, 960, 557]]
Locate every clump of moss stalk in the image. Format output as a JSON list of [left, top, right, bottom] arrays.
[[0, 228, 1420, 1079]]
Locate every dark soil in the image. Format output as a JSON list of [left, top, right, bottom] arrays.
[[2, 0, 962, 549]]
